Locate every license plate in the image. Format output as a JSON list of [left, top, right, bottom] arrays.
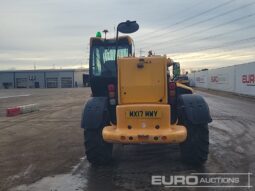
[[126, 110, 161, 118]]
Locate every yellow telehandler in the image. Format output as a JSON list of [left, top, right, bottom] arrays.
[[81, 21, 212, 165]]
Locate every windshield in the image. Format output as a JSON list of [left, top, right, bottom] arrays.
[[91, 46, 129, 77]]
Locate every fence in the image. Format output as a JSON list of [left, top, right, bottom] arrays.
[[188, 62, 255, 96]]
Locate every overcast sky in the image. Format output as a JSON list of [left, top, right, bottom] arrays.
[[0, 0, 255, 71]]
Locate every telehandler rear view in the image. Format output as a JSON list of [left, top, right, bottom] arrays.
[[81, 21, 212, 165]]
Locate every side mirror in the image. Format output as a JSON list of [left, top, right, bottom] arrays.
[[115, 20, 139, 66], [117, 20, 139, 34]]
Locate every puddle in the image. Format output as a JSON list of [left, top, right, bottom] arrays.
[[10, 158, 87, 191], [10, 173, 87, 191]]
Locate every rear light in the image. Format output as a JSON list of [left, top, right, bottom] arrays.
[[108, 84, 115, 92], [108, 84, 115, 98], [169, 82, 176, 90], [169, 91, 175, 97], [168, 81, 176, 103], [108, 84, 116, 105], [109, 92, 115, 98]]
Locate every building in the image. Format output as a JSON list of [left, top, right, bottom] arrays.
[[0, 69, 88, 89]]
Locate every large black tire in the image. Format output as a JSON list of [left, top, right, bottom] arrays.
[[84, 128, 113, 165], [81, 97, 113, 165], [180, 124, 209, 165]]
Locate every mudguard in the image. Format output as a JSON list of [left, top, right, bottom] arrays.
[[177, 94, 212, 125], [81, 97, 109, 129]]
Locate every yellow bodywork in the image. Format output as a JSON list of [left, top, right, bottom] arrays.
[[176, 82, 194, 93], [118, 56, 168, 104], [102, 56, 187, 144], [176, 79, 189, 86], [103, 104, 187, 143]]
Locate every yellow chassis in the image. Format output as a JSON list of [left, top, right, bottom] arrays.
[[102, 104, 187, 144]]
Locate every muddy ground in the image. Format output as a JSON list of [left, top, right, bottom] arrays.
[[0, 88, 254, 191], [0, 89, 87, 190]]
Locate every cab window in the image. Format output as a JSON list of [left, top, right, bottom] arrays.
[[92, 46, 129, 77]]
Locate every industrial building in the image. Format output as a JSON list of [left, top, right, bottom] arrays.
[[0, 69, 88, 89]]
